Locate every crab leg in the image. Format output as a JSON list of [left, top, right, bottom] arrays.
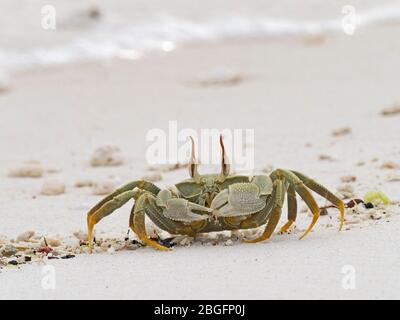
[[131, 193, 170, 251], [129, 193, 198, 237], [238, 194, 274, 229], [290, 170, 345, 230], [88, 190, 136, 252], [279, 185, 297, 233], [87, 180, 160, 252], [244, 179, 286, 243], [272, 169, 320, 239]]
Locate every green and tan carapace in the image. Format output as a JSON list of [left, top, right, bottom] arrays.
[[87, 136, 345, 252]]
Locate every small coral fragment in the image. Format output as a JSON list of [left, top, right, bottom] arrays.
[[41, 179, 66, 196], [90, 145, 124, 167], [8, 163, 44, 178]]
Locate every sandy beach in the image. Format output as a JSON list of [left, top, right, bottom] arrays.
[[1, 17, 400, 299]]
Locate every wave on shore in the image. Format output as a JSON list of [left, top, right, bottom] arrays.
[[1, 4, 400, 73]]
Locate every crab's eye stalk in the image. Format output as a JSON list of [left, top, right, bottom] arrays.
[[218, 134, 230, 182], [188, 136, 201, 182]]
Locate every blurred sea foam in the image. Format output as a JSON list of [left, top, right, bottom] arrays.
[[1, 0, 400, 73]]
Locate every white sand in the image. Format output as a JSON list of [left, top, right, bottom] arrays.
[[0, 24, 400, 299]]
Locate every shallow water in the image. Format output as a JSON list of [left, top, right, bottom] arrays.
[[1, 0, 400, 72]]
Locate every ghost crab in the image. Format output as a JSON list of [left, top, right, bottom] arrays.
[[87, 136, 345, 252]]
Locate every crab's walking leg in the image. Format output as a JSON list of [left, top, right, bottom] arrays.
[[244, 179, 286, 243], [129, 193, 197, 238], [87, 180, 160, 252], [87, 190, 136, 252], [291, 170, 345, 230], [131, 194, 170, 251], [279, 185, 297, 233], [239, 194, 274, 229], [273, 170, 320, 240]]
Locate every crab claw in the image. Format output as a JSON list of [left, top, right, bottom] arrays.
[[156, 189, 212, 222]]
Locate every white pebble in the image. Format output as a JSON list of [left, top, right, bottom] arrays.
[[147, 228, 159, 239], [46, 167, 62, 174], [194, 70, 244, 87], [231, 230, 243, 240], [8, 163, 43, 178], [90, 145, 124, 167], [94, 247, 103, 253], [381, 161, 400, 170], [46, 238, 61, 247], [107, 246, 116, 254], [224, 239, 234, 246], [179, 237, 194, 246], [111, 243, 125, 251], [386, 174, 400, 182], [100, 242, 110, 251], [242, 230, 257, 238], [16, 256, 26, 264], [340, 175, 356, 183], [331, 127, 351, 137], [74, 179, 94, 188], [16, 231, 35, 243], [73, 231, 88, 241], [0, 257, 8, 266], [41, 179, 66, 196], [92, 181, 115, 195], [1, 244, 17, 257]]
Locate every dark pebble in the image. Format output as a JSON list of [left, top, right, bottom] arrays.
[[132, 240, 144, 247], [364, 202, 374, 209], [8, 260, 18, 266], [88, 7, 101, 20], [320, 208, 329, 216], [61, 254, 75, 259], [156, 237, 176, 248], [24, 256, 32, 262], [48, 256, 59, 260], [347, 199, 364, 208]]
